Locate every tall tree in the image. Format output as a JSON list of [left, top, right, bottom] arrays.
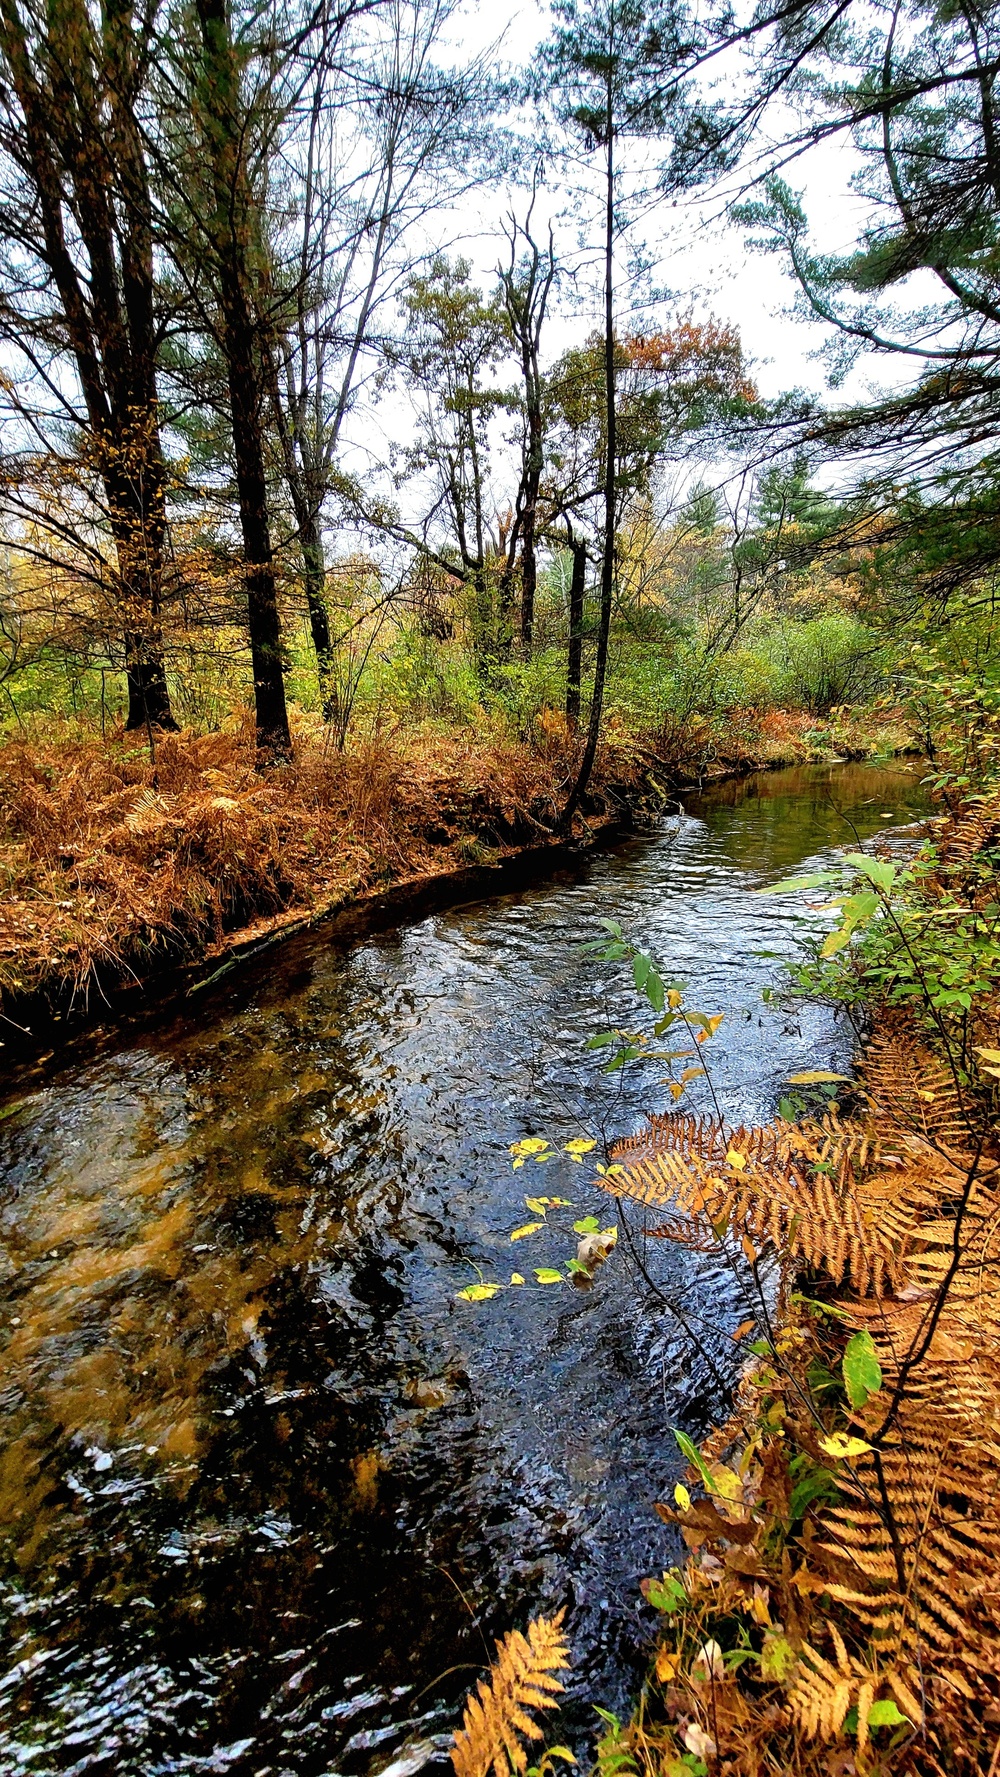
[[395, 256, 510, 669], [734, 0, 1000, 603], [267, 0, 496, 716], [160, 0, 294, 759], [538, 0, 702, 828], [0, 0, 176, 730], [498, 193, 556, 658]]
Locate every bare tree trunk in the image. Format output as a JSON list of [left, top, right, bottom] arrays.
[[0, 0, 177, 731], [225, 301, 291, 757], [561, 108, 615, 829], [194, 0, 291, 761], [566, 536, 586, 727]]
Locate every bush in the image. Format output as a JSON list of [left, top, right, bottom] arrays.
[[765, 614, 891, 715]]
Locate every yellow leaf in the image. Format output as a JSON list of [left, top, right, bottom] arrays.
[[457, 1283, 502, 1302], [974, 1046, 1000, 1063], [668, 1082, 685, 1101], [787, 1070, 850, 1085], [674, 1482, 692, 1512], [819, 1432, 873, 1459], [707, 1463, 741, 1501], [564, 1138, 597, 1155], [655, 1647, 679, 1683], [510, 1138, 550, 1156], [524, 1197, 548, 1214], [510, 1272, 525, 1285], [511, 1221, 544, 1241], [667, 988, 682, 1009], [726, 1149, 747, 1171], [741, 1235, 758, 1265], [600, 1226, 618, 1245]]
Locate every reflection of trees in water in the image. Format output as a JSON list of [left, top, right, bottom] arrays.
[[683, 762, 929, 874]]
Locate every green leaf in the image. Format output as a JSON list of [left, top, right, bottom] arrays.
[[645, 1569, 687, 1613], [643, 970, 665, 1014], [759, 1634, 797, 1681], [586, 1031, 618, 1048], [632, 953, 651, 992], [673, 1428, 714, 1492], [868, 1700, 910, 1729], [843, 853, 897, 891], [534, 1267, 563, 1284], [843, 1329, 883, 1409], [820, 926, 852, 958], [762, 872, 833, 894], [573, 1216, 600, 1233]]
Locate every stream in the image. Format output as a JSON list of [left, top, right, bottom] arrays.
[[0, 760, 931, 1777]]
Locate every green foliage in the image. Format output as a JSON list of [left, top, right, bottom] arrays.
[[902, 603, 1000, 796], [771, 839, 1000, 1058], [764, 615, 891, 717], [843, 1331, 882, 1411]]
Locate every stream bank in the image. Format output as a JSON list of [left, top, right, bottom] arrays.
[[0, 761, 930, 1776], [0, 716, 914, 1067]]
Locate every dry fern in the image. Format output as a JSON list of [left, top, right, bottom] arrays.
[[606, 1110, 934, 1295], [859, 1020, 973, 1155], [451, 1612, 571, 1777]]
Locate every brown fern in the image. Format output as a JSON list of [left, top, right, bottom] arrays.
[[606, 1111, 935, 1294], [451, 1612, 571, 1777]]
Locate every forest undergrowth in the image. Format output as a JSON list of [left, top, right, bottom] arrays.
[[450, 791, 1000, 1776], [0, 702, 893, 1045]]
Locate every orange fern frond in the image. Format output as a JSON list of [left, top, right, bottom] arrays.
[[606, 1112, 929, 1294], [451, 1612, 571, 1777]]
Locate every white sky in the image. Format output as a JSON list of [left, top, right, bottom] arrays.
[[337, 0, 920, 548]]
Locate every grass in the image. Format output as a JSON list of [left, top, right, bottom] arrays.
[[0, 700, 914, 1038]]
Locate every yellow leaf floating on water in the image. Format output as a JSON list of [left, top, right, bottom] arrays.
[[510, 1221, 544, 1241], [564, 1138, 597, 1158], [457, 1283, 502, 1302], [534, 1268, 563, 1284], [510, 1272, 525, 1285]]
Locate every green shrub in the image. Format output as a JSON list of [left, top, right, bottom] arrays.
[[765, 614, 891, 715]]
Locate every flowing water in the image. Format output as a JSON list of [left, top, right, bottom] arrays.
[[0, 761, 930, 1777]]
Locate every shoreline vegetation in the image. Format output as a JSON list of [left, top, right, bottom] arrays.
[[0, 705, 910, 1062], [449, 781, 1000, 1777]]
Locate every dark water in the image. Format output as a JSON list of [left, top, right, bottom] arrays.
[[0, 762, 930, 1776]]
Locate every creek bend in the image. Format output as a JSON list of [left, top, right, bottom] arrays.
[[0, 761, 930, 1777]]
